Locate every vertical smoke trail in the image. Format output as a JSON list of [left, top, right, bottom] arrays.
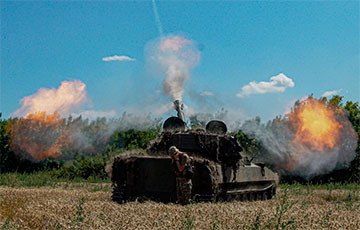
[[150, 35, 200, 101], [152, 0, 164, 37]]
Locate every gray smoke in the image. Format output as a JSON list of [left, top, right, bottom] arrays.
[[185, 107, 245, 132], [67, 112, 161, 153]]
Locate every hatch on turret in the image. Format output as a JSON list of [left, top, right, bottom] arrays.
[[206, 120, 227, 135], [163, 117, 186, 132]]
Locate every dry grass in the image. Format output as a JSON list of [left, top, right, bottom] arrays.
[[0, 185, 359, 229]]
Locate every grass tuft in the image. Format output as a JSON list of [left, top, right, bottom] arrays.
[[0, 181, 359, 229], [68, 197, 86, 227]]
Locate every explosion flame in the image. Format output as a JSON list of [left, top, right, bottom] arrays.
[[241, 97, 357, 178], [7, 112, 70, 160], [284, 98, 357, 175], [290, 99, 343, 151], [8, 80, 90, 160]]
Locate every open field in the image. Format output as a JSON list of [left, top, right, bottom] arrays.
[[1, 183, 359, 230]]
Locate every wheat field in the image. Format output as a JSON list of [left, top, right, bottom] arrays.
[[0, 185, 359, 230]]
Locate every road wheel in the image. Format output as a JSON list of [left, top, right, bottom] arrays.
[[112, 183, 126, 204]]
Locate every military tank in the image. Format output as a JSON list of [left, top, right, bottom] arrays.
[[111, 100, 279, 203]]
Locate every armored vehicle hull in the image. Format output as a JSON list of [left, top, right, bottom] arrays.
[[111, 100, 279, 204], [111, 155, 278, 203]]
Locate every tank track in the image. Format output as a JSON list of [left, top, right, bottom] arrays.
[[218, 184, 276, 202], [112, 183, 127, 204], [112, 184, 276, 204]]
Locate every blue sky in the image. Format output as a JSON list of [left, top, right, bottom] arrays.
[[1, 1, 359, 123]]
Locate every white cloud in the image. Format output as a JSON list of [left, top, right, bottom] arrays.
[[200, 91, 214, 96], [71, 110, 117, 120], [236, 73, 295, 98], [322, 89, 342, 97], [102, 55, 136, 62]]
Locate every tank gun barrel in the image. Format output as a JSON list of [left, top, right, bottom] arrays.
[[174, 100, 186, 122]]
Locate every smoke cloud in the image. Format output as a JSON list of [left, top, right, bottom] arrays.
[[71, 110, 117, 120], [10, 79, 165, 160], [150, 35, 200, 101], [241, 98, 357, 178], [7, 111, 162, 161], [185, 106, 246, 132], [14, 80, 87, 117]]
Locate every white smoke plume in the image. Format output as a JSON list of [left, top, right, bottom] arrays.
[[241, 98, 357, 178], [14, 80, 87, 117], [150, 35, 200, 101]]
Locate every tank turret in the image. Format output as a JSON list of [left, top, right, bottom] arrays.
[[147, 104, 242, 166]]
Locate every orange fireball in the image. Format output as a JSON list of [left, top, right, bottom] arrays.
[[289, 99, 342, 151], [7, 112, 69, 160]]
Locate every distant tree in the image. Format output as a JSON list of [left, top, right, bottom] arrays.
[[109, 129, 160, 151], [343, 100, 360, 182], [0, 113, 18, 173], [233, 130, 262, 159]]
